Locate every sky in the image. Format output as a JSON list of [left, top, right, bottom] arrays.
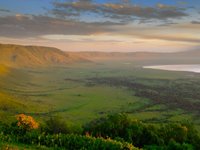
[[0, 0, 200, 52]]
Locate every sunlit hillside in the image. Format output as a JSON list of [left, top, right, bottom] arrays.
[[0, 65, 9, 75], [0, 44, 88, 67]]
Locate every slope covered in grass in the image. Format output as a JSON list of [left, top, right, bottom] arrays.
[[0, 65, 9, 76], [0, 66, 50, 123], [0, 44, 88, 67]]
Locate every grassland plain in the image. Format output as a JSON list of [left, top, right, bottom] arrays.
[[0, 61, 200, 130]]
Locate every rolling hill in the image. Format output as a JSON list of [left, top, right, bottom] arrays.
[[0, 44, 88, 67], [0, 64, 9, 76], [1, 43, 199, 67]]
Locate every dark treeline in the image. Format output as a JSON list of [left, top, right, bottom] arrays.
[[0, 113, 200, 149], [87, 77, 200, 114]]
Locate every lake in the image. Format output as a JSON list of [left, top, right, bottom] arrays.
[[143, 64, 200, 73]]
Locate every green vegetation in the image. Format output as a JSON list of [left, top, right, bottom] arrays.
[[0, 61, 200, 126], [85, 113, 200, 149], [0, 114, 138, 150], [0, 113, 199, 149], [1, 50, 200, 149]]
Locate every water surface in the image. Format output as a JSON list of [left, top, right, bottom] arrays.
[[143, 64, 200, 73]]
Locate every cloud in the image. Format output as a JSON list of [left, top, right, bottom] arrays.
[[140, 34, 200, 44], [0, 13, 199, 46], [156, 3, 177, 9], [0, 15, 123, 38], [51, 1, 188, 22], [40, 34, 126, 43], [191, 21, 200, 24], [0, 8, 10, 12], [112, 23, 200, 44]]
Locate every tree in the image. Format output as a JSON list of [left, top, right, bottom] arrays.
[[16, 114, 39, 132]]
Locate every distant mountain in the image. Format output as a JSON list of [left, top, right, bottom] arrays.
[[68, 50, 200, 65], [68, 51, 161, 60], [0, 44, 88, 67], [69, 50, 200, 59], [0, 43, 199, 67]]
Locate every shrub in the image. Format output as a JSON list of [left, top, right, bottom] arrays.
[[0, 131, 139, 150], [84, 113, 200, 149], [16, 114, 39, 131], [167, 140, 194, 150], [84, 113, 162, 147], [44, 116, 71, 134]]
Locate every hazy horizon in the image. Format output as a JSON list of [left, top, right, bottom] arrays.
[[0, 0, 200, 52]]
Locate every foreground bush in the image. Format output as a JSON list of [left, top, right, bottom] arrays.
[[144, 140, 194, 150], [0, 131, 138, 150], [84, 113, 200, 149], [43, 116, 83, 134], [16, 114, 39, 134], [84, 113, 162, 147], [1, 113, 200, 149], [0, 116, 138, 149]]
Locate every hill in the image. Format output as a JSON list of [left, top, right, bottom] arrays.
[[0, 44, 88, 67], [1, 43, 199, 67], [68, 50, 200, 65], [0, 65, 9, 75]]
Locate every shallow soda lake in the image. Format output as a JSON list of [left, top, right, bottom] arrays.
[[143, 64, 200, 73]]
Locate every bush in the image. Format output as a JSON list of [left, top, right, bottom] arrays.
[[84, 113, 200, 149], [16, 114, 39, 131], [159, 123, 188, 144], [84, 113, 162, 147], [43, 116, 83, 134], [144, 142, 194, 150], [0, 131, 138, 150], [167, 140, 194, 150], [44, 116, 68, 134], [1, 113, 199, 150]]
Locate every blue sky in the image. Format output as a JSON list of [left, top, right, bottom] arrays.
[[0, 0, 199, 15], [0, 0, 199, 52], [0, 0, 52, 15]]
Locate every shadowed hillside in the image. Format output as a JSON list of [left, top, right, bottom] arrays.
[[0, 44, 89, 67]]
